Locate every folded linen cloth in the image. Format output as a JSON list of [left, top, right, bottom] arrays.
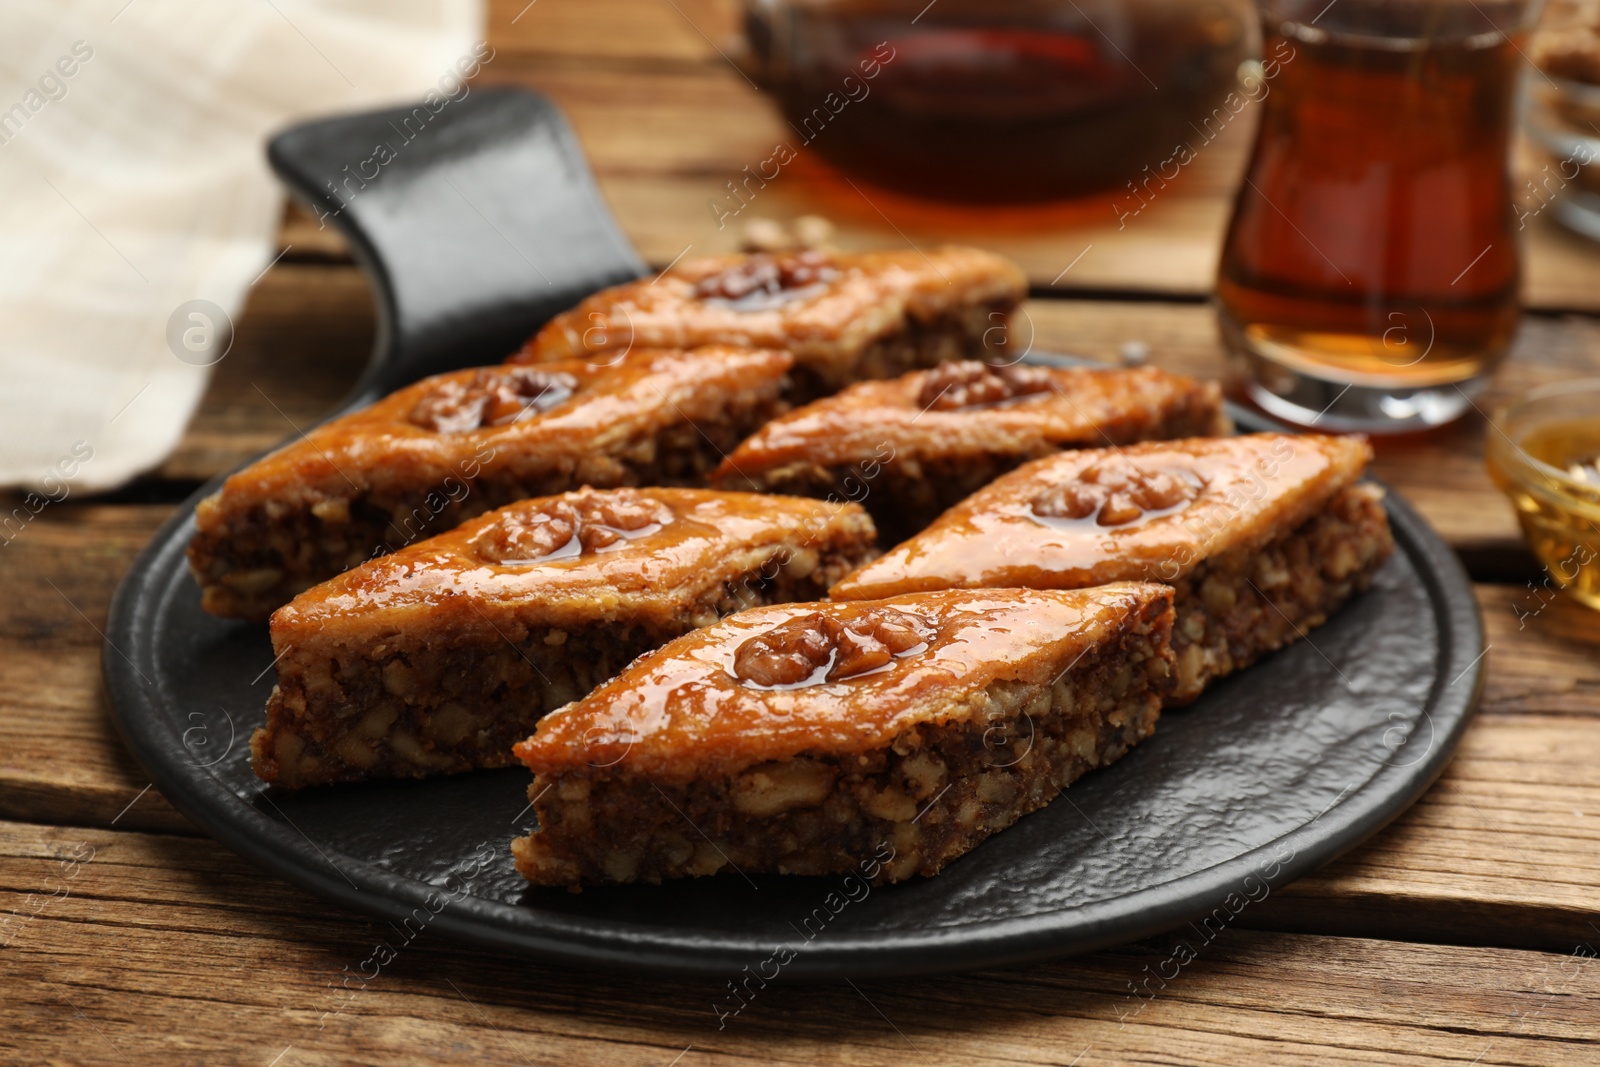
[[0, 0, 484, 493]]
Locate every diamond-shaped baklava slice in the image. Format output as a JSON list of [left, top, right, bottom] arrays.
[[832, 435, 1394, 704], [510, 247, 1028, 399], [511, 583, 1174, 887], [188, 347, 791, 619], [252, 488, 876, 789], [711, 361, 1228, 544]]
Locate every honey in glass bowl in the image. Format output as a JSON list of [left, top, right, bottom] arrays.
[[1486, 380, 1600, 610]]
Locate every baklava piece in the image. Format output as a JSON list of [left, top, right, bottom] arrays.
[[1533, 0, 1600, 85], [510, 247, 1028, 399], [711, 362, 1229, 544], [252, 488, 877, 789], [188, 347, 791, 619], [512, 583, 1175, 887], [832, 434, 1394, 705]]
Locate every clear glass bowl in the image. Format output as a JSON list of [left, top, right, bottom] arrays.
[[1522, 72, 1600, 241], [1485, 378, 1600, 611]]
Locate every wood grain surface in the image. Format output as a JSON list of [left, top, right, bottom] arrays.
[[4, 820, 1598, 1067], [5, 0, 1600, 1063]]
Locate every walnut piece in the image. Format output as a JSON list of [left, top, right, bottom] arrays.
[[732, 759, 836, 816], [917, 361, 1055, 411], [732, 607, 933, 688], [740, 214, 837, 254], [474, 489, 674, 564], [1033, 459, 1200, 527], [411, 367, 578, 433], [693, 251, 840, 308]]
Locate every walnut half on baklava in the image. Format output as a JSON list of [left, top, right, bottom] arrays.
[[252, 488, 877, 789], [511, 583, 1175, 888], [711, 361, 1229, 544], [831, 434, 1395, 704], [510, 247, 1029, 399], [188, 347, 791, 619]]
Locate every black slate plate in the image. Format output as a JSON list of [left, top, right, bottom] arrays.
[[103, 88, 1484, 980]]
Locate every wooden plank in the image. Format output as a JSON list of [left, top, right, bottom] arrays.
[[278, 202, 353, 263], [0, 504, 190, 836], [153, 263, 374, 484], [2, 820, 1597, 1066], [488, 0, 739, 65], [1527, 218, 1600, 313], [482, 61, 796, 186], [1481, 583, 1600, 719], [1250, 714, 1600, 952]]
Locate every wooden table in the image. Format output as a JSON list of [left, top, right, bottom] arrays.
[[6, 2, 1599, 1062]]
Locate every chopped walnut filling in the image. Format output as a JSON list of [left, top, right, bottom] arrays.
[[411, 368, 579, 433], [1032, 459, 1201, 527], [731, 607, 933, 688], [917, 361, 1056, 411], [474, 490, 675, 564], [693, 251, 841, 308]]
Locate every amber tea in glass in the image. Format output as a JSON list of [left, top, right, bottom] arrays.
[[1217, 0, 1545, 431]]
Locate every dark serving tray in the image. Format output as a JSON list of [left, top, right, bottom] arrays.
[[103, 88, 1484, 980]]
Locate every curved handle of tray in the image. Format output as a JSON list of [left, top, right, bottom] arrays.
[[267, 86, 648, 405]]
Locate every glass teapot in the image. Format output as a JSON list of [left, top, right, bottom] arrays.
[[741, 0, 1254, 203]]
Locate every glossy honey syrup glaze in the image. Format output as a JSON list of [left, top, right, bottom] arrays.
[[714, 362, 1227, 475], [513, 583, 1172, 783], [194, 347, 793, 523], [272, 488, 875, 640], [831, 434, 1372, 600], [512, 247, 1026, 374]]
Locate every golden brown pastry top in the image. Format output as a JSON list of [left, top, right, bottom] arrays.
[[712, 362, 1228, 477], [512, 583, 1173, 782], [511, 247, 1027, 370], [271, 488, 874, 639], [194, 347, 791, 526], [830, 434, 1374, 600]]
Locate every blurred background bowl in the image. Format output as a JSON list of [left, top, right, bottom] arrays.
[[1486, 378, 1600, 610]]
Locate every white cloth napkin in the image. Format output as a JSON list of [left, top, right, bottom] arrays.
[[0, 0, 484, 493]]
